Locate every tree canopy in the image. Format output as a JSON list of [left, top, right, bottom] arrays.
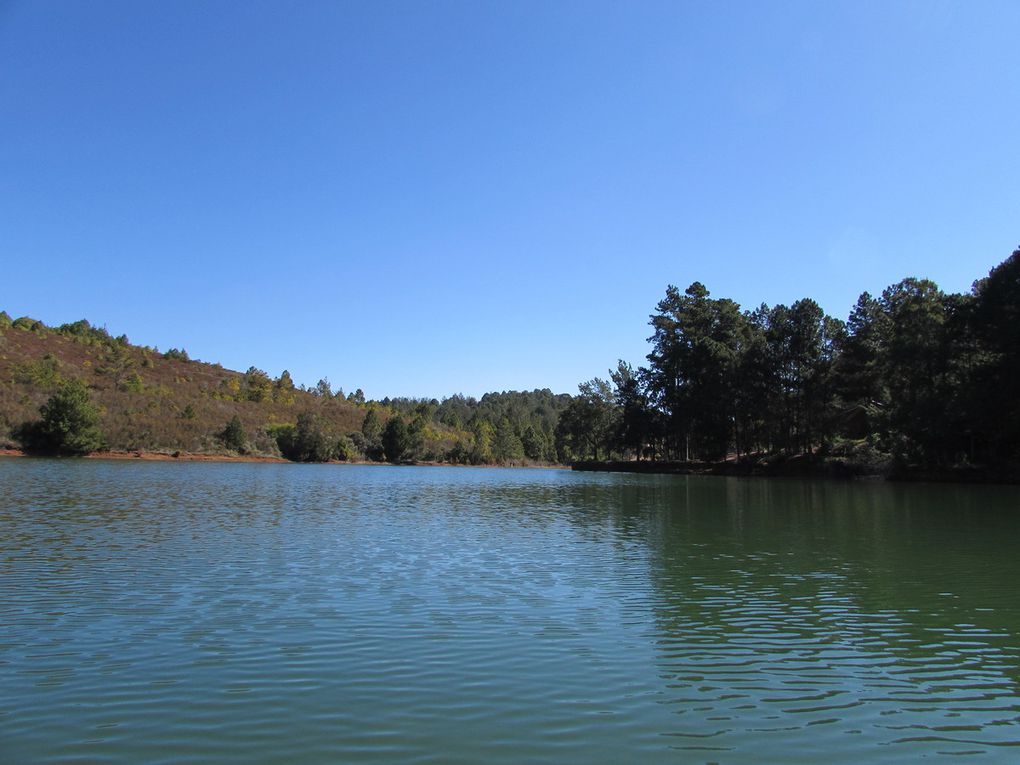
[[563, 246, 1020, 476], [15, 379, 104, 455]]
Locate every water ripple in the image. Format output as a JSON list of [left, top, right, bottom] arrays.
[[1, 461, 1019, 763]]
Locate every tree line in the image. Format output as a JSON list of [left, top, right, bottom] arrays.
[[556, 247, 1020, 475], [262, 389, 573, 464], [5, 247, 1017, 474]]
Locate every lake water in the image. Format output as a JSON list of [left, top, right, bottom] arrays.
[[2, 460, 1019, 763]]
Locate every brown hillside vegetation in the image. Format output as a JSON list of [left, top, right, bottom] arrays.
[[0, 314, 370, 457], [0, 313, 574, 465]]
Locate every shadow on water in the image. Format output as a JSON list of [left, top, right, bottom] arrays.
[[2, 460, 1019, 763], [589, 475, 1020, 760]]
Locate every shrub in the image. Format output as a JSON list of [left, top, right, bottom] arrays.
[[244, 366, 272, 402], [335, 434, 356, 461], [218, 415, 247, 453], [348, 431, 375, 461], [382, 416, 410, 462], [119, 371, 144, 393], [275, 412, 334, 462], [13, 316, 44, 332], [12, 354, 62, 388], [163, 348, 190, 361], [15, 379, 105, 455]]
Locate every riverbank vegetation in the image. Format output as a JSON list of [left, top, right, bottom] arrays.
[[0, 316, 568, 464], [559, 247, 1020, 481], [2, 246, 1016, 479]]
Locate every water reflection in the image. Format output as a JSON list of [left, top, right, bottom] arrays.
[[1, 460, 1018, 763], [631, 476, 1020, 758]]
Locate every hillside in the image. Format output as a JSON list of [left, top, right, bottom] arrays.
[[0, 313, 572, 464], [0, 314, 369, 457]]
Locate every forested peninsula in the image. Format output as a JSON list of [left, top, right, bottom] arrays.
[[2, 247, 1018, 481], [559, 246, 1020, 483]]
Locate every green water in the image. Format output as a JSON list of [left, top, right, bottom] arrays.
[[2, 460, 1018, 763]]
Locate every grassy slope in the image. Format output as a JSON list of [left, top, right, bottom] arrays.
[[0, 320, 369, 456]]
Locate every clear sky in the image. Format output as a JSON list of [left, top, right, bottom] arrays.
[[2, 1, 1018, 399]]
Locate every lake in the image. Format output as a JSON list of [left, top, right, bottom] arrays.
[[2, 460, 1019, 763]]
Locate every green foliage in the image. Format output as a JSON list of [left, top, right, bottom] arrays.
[[219, 415, 247, 453], [55, 319, 121, 348], [446, 439, 472, 464], [359, 409, 385, 460], [275, 412, 335, 462], [970, 248, 1020, 459], [347, 431, 371, 460], [244, 366, 273, 403], [220, 376, 242, 399], [520, 422, 552, 461], [15, 379, 104, 455], [403, 389, 567, 464], [377, 414, 425, 462], [334, 434, 357, 461], [579, 246, 1020, 473], [494, 417, 525, 463], [873, 278, 950, 462], [8, 246, 1014, 473], [646, 282, 745, 460], [834, 293, 887, 414], [163, 347, 190, 361], [119, 371, 144, 393], [469, 418, 495, 464], [12, 316, 44, 332], [273, 370, 296, 404], [611, 361, 653, 459], [12, 354, 63, 388], [407, 416, 426, 457], [555, 378, 617, 461], [382, 416, 411, 462], [0, 311, 367, 457]]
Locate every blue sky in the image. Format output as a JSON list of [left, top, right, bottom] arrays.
[[2, 1, 1018, 399]]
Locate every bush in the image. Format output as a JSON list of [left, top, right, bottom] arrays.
[[382, 416, 410, 462], [12, 316, 44, 332], [335, 434, 357, 461], [218, 415, 247, 453], [274, 412, 335, 462], [348, 431, 380, 461], [119, 371, 144, 393], [12, 354, 62, 388], [15, 379, 105, 455], [163, 348, 190, 361]]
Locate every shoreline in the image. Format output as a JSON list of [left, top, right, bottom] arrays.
[[4, 448, 1011, 483], [0, 447, 290, 463], [0, 448, 566, 469], [571, 458, 1020, 485]]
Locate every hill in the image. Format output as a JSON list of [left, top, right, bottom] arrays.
[[0, 313, 572, 464], [0, 314, 364, 457]]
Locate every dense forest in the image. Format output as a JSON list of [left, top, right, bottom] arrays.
[[0, 316, 570, 464], [558, 247, 1020, 479]]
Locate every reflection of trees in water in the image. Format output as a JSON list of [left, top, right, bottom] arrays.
[[630, 475, 1020, 756]]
